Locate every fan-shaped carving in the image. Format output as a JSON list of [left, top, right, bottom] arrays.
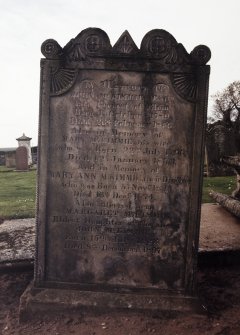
[[113, 31, 139, 54], [50, 68, 78, 96], [172, 73, 197, 101]]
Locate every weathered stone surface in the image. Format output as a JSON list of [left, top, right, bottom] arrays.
[[16, 146, 28, 171], [5, 151, 16, 168], [45, 71, 197, 290], [2, 205, 240, 268], [0, 219, 35, 264], [19, 282, 201, 322], [21, 28, 211, 316]]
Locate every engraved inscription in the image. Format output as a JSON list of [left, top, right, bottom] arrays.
[[46, 70, 194, 288]]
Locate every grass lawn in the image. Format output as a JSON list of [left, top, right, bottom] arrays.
[[0, 165, 237, 219], [0, 166, 36, 219], [202, 175, 236, 203]]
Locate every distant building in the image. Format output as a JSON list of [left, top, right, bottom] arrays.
[[16, 133, 32, 165], [0, 148, 16, 166], [0, 133, 35, 167]]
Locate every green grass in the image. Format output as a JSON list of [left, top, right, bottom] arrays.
[[202, 175, 236, 203], [0, 166, 36, 219], [0, 165, 237, 219]]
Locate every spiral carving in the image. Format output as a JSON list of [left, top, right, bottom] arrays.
[[41, 39, 63, 59], [190, 45, 211, 65]]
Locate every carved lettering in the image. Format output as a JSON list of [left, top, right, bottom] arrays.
[[48, 70, 193, 284]]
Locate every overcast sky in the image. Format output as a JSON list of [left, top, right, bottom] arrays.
[[1, 0, 240, 147]]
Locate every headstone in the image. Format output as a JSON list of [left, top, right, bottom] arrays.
[[20, 28, 211, 319], [0, 219, 35, 265], [206, 123, 236, 176], [5, 151, 16, 168], [15, 146, 28, 171], [16, 133, 33, 165], [0, 152, 5, 166]]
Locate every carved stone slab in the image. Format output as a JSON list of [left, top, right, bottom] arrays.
[[0, 219, 35, 265], [23, 28, 211, 316], [16, 146, 28, 171]]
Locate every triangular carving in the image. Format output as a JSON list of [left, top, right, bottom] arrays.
[[113, 31, 139, 54]]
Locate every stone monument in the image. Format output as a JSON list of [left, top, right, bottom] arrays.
[[206, 123, 236, 176], [5, 151, 16, 168], [20, 28, 211, 319], [16, 133, 32, 165], [16, 146, 28, 171]]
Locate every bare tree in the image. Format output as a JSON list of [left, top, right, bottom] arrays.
[[212, 81, 240, 127], [210, 81, 240, 153]]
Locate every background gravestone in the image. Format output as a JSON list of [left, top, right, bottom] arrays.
[[16, 146, 28, 171], [20, 28, 211, 319], [206, 122, 237, 176], [16, 133, 33, 166], [5, 151, 16, 168]]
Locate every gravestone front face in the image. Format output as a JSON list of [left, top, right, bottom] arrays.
[[22, 28, 211, 317], [46, 72, 194, 289], [16, 146, 28, 170]]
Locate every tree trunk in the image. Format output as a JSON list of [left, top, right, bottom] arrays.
[[209, 191, 240, 218]]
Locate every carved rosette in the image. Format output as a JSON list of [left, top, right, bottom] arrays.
[[63, 28, 111, 62], [40, 29, 211, 98], [190, 45, 211, 65], [41, 39, 63, 59], [141, 30, 181, 63], [41, 29, 211, 66]]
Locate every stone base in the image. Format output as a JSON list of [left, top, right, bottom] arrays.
[[19, 282, 203, 322]]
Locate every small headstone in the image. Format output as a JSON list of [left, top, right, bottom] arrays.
[[206, 123, 236, 176], [20, 28, 211, 320], [5, 151, 16, 168], [16, 133, 33, 165], [16, 146, 28, 171]]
